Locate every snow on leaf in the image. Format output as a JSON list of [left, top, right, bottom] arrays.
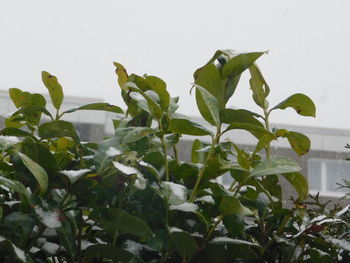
[[41, 241, 59, 255], [169, 202, 199, 213], [196, 195, 215, 205], [106, 147, 121, 157], [34, 207, 62, 229], [59, 169, 91, 184], [162, 182, 187, 205], [210, 237, 260, 247]]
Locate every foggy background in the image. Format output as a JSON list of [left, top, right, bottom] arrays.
[[0, 0, 349, 129]]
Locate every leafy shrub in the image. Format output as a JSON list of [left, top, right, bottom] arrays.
[[0, 50, 348, 262]]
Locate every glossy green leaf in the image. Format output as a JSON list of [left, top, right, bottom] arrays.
[[90, 208, 153, 238], [193, 49, 236, 80], [249, 63, 269, 108], [0, 176, 31, 203], [195, 63, 225, 108], [57, 219, 77, 258], [169, 231, 197, 259], [38, 120, 80, 143], [222, 52, 266, 79], [115, 127, 155, 144], [12, 105, 53, 121], [250, 157, 301, 177], [253, 134, 276, 154], [282, 172, 308, 200], [223, 122, 274, 139], [85, 244, 144, 263], [9, 88, 47, 125], [195, 85, 221, 127], [169, 118, 213, 136], [0, 128, 38, 141], [63, 103, 123, 114], [41, 71, 64, 110], [191, 139, 209, 163], [275, 129, 311, 156], [220, 108, 263, 127], [219, 196, 253, 216], [113, 62, 129, 91], [145, 75, 170, 111], [126, 82, 163, 119], [271, 93, 316, 117], [17, 152, 48, 195]]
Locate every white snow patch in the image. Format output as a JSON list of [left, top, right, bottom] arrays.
[[124, 240, 143, 255], [169, 202, 199, 213], [113, 162, 139, 175], [81, 240, 94, 250], [41, 241, 59, 254], [336, 205, 350, 218], [163, 182, 187, 204], [0, 135, 20, 145], [196, 195, 215, 205], [13, 244, 26, 261], [60, 169, 90, 184], [35, 207, 62, 229], [106, 147, 121, 157], [186, 219, 196, 227], [310, 215, 327, 224], [3, 201, 20, 207], [168, 226, 183, 233], [210, 237, 260, 247], [42, 228, 57, 237], [29, 247, 40, 253]]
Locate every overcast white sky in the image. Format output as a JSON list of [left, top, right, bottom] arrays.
[[0, 0, 350, 129]]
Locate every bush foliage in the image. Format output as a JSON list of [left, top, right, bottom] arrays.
[[0, 50, 349, 262]]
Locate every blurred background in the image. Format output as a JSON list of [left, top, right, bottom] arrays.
[[1, 0, 349, 129]]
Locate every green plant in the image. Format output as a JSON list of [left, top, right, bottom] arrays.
[[0, 49, 347, 262]]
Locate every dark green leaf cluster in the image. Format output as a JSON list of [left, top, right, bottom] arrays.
[[0, 50, 347, 263]]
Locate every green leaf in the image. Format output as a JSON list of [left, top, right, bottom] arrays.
[[57, 219, 77, 258], [222, 52, 266, 79], [0, 235, 27, 263], [194, 63, 225, 108], [282, 172, 308, 200], [0, 176, 31, 203], [126, 82, 163, 119], [169, 118, 213, 136], [17, 152, 48, 195], [253, 134, 276, 154], [38, 120, 80, 143], [219, 196, 253, 216], [223, 122, 275, 139], [9, 88, 47, 125], [145, 75, 170, 111], [41, 71, 64, 110], [63, 103, 123, 114], [275, 129, 311, 156], [250, 157, 301, 177], [85, 244, 144, 263], [113, 62, 129, 91], [191, 139, 209, 164], [271, 93, 316, 117], [195, 85, 220, 127], [0, 128, 38, 142], [169, 231, 197, 259], [115, 127, 155, 144], [220, 109, 263, 127], [90, 208, 153, 238], [249, 63, 269, 108]]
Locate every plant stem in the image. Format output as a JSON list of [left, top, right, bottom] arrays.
[[263, 109, 271, 159], [189, 131, 220, 202], [173, 144, 179, 161], [158, 119, 169, 181]]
